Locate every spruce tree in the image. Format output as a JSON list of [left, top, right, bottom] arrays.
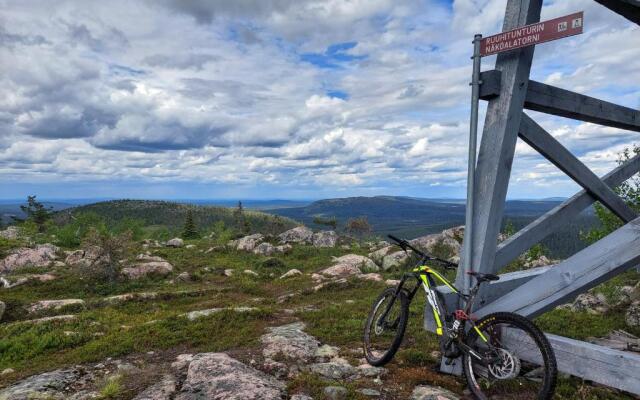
[[182, 209, 199, 239]]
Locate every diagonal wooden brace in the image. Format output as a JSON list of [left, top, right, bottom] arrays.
[[518, 113, 637, 223]]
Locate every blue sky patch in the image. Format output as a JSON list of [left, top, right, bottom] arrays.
[[301, 41, 366, 69]]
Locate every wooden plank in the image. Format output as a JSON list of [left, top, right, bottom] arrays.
[[494, 153, 640, 271], [454, 0, 543, 293], [501, 329, 640, 395], [475, 216, 640, 318], [594, 0, 640, 25], [479, 70, 501, 100], [519, 113, 637, 222], [525, 80, 640, 131]]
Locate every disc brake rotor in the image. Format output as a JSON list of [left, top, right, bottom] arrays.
[[488, 348, 521, 380]]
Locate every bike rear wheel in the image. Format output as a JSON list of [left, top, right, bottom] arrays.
[[363, 287, 409, 366], [463, 312, 557, 400]]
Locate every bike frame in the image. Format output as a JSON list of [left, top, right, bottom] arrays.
[[380, 260, 494, 363]]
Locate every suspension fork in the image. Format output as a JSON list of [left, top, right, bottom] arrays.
[[376, 273, 419, 327]]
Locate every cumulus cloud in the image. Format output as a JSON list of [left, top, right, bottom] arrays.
[[0, 0, 638, 198]]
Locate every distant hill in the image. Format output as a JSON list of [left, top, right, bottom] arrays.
[[267, 196, 597, 258], [0, 201, 75, 225], [54, 200, 298, 235]]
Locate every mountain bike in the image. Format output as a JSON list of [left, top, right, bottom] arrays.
[[363, 235, 557, 400]]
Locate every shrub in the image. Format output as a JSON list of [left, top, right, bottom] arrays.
[[79, 228, 134, 283]]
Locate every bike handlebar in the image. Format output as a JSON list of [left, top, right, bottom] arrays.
[[387, 234, 458, 270]]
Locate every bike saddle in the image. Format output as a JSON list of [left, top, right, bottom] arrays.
[[467, 271, 500, 282]]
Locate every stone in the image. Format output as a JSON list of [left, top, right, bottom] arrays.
[[244, 269, 259, 277], [410, 385, 459, 400], [311, 231, 338, 247], [382, 250, 410, 271], [278, 226, 313, 244], [0, 273, 56, 289], [176, 272, 191, 282], [368, 246, 393, 265], [133, 375, 177, 400], [102, 292, 157, 304], [279, 269, 303, 279], [331, 254, 378, 272], [319, 263, 361, 278], [0, 244, 59, 273], [175, 353, 285, 400], [356, 364, 387, 378], [359, 273, 383, 282], [122, 260, 173, 279], [626, 301, 640, 327], [314, 344, 339, 359], [274, 244, 292, 254], [261, 322, 320, 362], [357, 388, 381, 397], [28, 299, 85, 314], [323, 386, 348, 400], [253, 242, 276, 256], [166, 238, 184, 247], [172, 354, 194, 374], [313, 278, 348, 292], [309, 358, 357, 379], [183, 307, 257, 321], [224, 269, 234, 276], [185, 244, 196, 249], [0, 226, 19, 240], [568, 292, 609, 314], [613, 284, 640, 307], [233, 234, 264, 251], [385, 279, 400, 286], [290, 395, 314, 400], [19, 314, 77, 325], [1, 368, 14, 375], [136, 254, 165, 262], [261, 358, 289, 379], [0, 367, 84, 400]]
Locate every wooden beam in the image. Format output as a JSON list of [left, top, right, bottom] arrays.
[[526, 80, 640, 132], [475, 216, 640, 319], [502, 329, 640, 395], [594, 0, 640, 25], [495, 153, 640, 270], [454, 0, 543, 292], [478, 70, 501, 100], [519, 113, 637, 222]]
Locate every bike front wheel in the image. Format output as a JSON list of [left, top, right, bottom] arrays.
[[363, 287, 409, 366], [463, 312, 557, 400]]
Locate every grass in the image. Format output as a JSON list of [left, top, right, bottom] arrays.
[[0, 235, 638, 399]]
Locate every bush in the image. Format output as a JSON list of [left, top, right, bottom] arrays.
[[54, 212, 108, 248], [79, 228, 134, 283], [260, 257, 285, 269]]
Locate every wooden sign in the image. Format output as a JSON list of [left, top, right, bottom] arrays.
[[480, 11, 584, 56]]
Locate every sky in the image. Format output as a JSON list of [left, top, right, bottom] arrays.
[[0, 0, 639, 200]]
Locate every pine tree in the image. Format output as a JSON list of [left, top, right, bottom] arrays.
[[182, 209, 199, 239], [233, 201, 247, 233], [17, 195, 53, 233]]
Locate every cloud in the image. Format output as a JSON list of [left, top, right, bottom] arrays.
[[0, 0, 638, 199]]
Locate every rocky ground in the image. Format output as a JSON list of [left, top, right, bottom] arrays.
[[0, 224, 639, 399]]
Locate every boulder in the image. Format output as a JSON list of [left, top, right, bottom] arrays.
[[310, 358, 357, 379], [567, 293, 609, 314], [323, 386, 348, 400], [410, 233, 461, 259], [122, 260, 173, 280], [133, 375, 176, 400], [359, 273, 383, 282], [0, 367, 84, 400], [0, 273, 56, 289], [331, 254, 378, 272], [278, 227, 313, 244], [410, 385, 459, 400], [626, 301, 640, 327], [28, 299, 85, 314], [176, 272, 191, 282], [233, 234, 264, 251], [0, 244, 59, 273], [253, 242, 275, 256], [65, 246, 106, 269], [311, 231, 338, 248], [368, 246, 393, 265], [279, 269, 303, 279], [381, 250, 410, 271], [319, 263, 361, 278], [261, 322, 320, 363], [175, 353, 285, 400], [166, 238, 184, 248], [0, 226, 19, 240]]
